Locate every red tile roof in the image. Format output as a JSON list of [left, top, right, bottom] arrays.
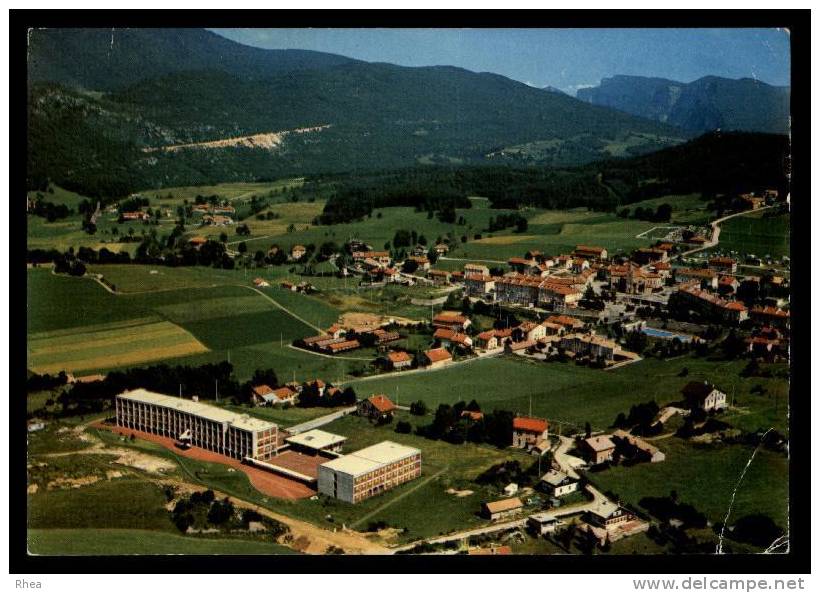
[[367, 394, 397, 413], [425, 348, 452, 363], [513, 417, 548, 433], [387, 351, 412, 363]]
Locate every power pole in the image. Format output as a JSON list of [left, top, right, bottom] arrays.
[[215, 379, 219, 403], [178, 383, 182, 399]]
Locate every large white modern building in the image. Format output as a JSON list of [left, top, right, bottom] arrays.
[[317, 441, 421, 503], [115, 389, 280, 461]]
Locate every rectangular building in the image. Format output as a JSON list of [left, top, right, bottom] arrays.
[[317, 441, 422, 503], [115, 389, 279, 461]]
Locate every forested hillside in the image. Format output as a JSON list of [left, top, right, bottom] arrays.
[[27, 28, 688, 197], [314, 132, 790, 223]]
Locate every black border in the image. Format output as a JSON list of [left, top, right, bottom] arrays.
[[11, 9, 810, 575]]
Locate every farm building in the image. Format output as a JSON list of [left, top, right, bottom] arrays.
[[482, 497, 524, 521], [385, 351, 413, 370], [573, 245, 608, 261], [611, 430, 666, 463]]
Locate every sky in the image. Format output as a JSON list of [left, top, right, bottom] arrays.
[[211, 28, 791, 94]]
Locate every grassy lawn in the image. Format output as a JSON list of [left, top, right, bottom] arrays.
[[342, 355, 788, 434], [711, 211, 790, 259], [28, 528, 298, 555], [142, 179, 304, 207], [28, 478, 173, 530], [586, 436, 789, 531]]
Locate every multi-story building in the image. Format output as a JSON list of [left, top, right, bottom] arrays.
[[573, 245, 608, 261], [495, 274, 543, 306], [672, 284, 748, 323], [676, 268, 719, 289], [115, 389, 279, 461], [464, 263, 491, 277], [708, 256, 738, 274], [681, 381, 727, 412], [317, 441, 422, 503], [464, 274, 496, 298], [559, 333, 620, 361]]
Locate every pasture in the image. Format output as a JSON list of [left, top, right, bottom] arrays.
[[142, 179, 304, 207]]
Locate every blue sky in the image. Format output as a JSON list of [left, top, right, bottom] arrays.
[[211, 28, 790, 94]]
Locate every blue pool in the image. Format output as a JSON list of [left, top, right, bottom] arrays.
[[642, 327, 693, 343]]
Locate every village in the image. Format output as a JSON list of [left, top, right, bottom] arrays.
[[30, 186, 787, 556]]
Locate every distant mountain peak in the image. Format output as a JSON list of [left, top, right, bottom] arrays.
[[577, 74, 789, 134]]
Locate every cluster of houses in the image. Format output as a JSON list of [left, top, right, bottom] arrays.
[[297, 322, 402, 355], [250, 378, 341, 407], [191, 202, 236, 226]]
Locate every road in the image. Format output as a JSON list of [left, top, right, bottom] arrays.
[[286, 406, 357, 434], [439, 256, 507, 265], [390, 435, 613, 553]]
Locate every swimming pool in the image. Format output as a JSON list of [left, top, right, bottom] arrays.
[[642, 327, 693, 343]]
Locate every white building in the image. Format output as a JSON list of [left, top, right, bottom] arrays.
[[115, 389, 279, 460], [539, 469, 579, 497], [317, 441, 421, 503]]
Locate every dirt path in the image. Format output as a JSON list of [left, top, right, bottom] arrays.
[[238, 285, 325, 333], [157, 477, 390, 555]]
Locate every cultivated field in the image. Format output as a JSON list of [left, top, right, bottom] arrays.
[[28, 317, 208, 374], [27, 268, 371, 381]]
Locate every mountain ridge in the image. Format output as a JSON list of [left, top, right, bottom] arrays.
[[577, 74, 790, 134]]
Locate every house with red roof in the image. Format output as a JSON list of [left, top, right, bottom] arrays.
[[386, 350, 413, 370], [423, 348, 453, 369], [357, 394, 398, 422], [512, 416, 549, 450], [474, 330, 499, 351]]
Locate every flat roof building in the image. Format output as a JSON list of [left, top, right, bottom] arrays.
[[285, 429, 347, 454], [115, 389, 279, 461], [317, 441, 422, 503]]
